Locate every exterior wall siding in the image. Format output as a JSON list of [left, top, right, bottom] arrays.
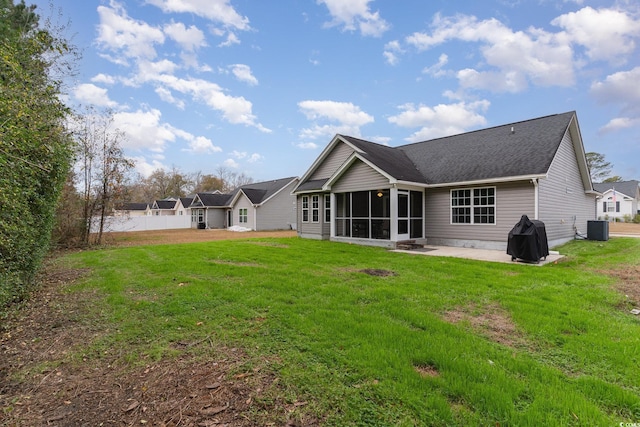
[[538, 130, 595, 245], [233, 196, 254, 229], [254, 180, 298, 230], [310, 142, 354, 180], [332, 160, 390, 193], [206, 208, 226, 229], [296, 195, 327, 238], [425, 181, 535, 249]]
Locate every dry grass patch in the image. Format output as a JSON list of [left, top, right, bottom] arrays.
[[413, 363, 439, 378], [209, 259, 265, 268], [442, 303, 524, 347], [600, 264, 640, 309]]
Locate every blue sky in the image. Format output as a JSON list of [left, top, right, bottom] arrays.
[[31, 0, 640, 182]]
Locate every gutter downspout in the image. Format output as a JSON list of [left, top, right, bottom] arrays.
[[532, 178, 539, 220]]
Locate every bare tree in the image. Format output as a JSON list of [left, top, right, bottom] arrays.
[[72, 108, 133, 245], [215, 166, 254, 192]]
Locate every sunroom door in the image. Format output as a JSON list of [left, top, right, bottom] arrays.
[[397, 190, 410, 241]]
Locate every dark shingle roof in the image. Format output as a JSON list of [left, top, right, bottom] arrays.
[[196, 193, 233, 207], [238, 177, 297, 204], [593, 180, 639, 198], [180, 197, 194, 208], [121, 202, 148, 211], [340, 135, 425, 182], [295, 178, 328, 192], [154, 200, 177, 209], [399, 111, 575, 184]]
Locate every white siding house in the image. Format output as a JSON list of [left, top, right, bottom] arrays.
[[594, 181, 640, 221]]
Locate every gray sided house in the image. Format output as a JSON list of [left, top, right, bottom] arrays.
[[189, 177, 299, 230], [293, 111, 597, 250]]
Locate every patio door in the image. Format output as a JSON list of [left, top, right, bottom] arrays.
[[397, 190, 410, 241]]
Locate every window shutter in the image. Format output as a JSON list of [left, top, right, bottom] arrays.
[[603, 202, 606, 212], [616, 201, 620, 212]]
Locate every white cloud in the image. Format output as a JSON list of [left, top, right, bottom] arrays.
[[97, 1, 165, 61], [73, 84, 118, 107], [223, 158, 240, 168], [247, 153, 262, 163], [591, 67, 640, 132], [388, 101, 490, 142], [297, 142, 319, 150], [231, 150, 247, 159], [229, 64, 258, 86], [317, 0, 389, 37], [183, 136, 223, 154], [90, 73, 117, 85], [551, 7, 640, 64], [422, 53, 449, 77], [113, 109, 178, 152], [228, 150, 261, 163], [590, 67, 640, 107], [155, 87, 186, 109], [218, 32, 240, 47], [128, 156, 166, 177], [145, 0, 250, 31], [383, 40, 402, 65], [147, 74, 270, 132], [404, 13, 575, 92], [164, 21, 207, 51], [298, 100, 375, 139], [137, 59, 180, 79], [599, 117, 640, 133]]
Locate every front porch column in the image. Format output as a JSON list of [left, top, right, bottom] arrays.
[[389, 187, 398, 241], [330, 192, 336, 239]]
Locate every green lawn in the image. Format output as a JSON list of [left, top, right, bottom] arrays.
[[61, 237, 640, 425]]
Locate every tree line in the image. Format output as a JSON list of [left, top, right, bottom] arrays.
[[0, 1, 253, 308]]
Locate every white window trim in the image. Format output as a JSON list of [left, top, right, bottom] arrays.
[[450, 186, 496, 225]]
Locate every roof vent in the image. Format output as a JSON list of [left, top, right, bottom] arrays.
[[511, 126, 515, 134]]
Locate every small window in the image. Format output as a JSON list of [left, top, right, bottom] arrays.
[[302, 196, 309, 222], [239, 208, 248, 223], [451, 187, 495, 224], [312, 195, 320, 222]]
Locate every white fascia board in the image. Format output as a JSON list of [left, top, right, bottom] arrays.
[[424, 174, 547, 189], [567, 114, 594, 192]]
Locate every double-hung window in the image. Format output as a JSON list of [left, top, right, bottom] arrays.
[[302, 196, 309, 222], [451, 187, 495, 224], [239, 208, 248, 223], [311, 195, 320, 222]]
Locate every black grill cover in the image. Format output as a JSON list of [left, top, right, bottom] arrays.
[[507, 215, 549, 262]]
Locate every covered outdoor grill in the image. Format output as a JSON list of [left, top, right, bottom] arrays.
[[507, 215, 549, 263]]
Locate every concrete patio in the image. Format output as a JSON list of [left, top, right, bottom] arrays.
[[392, 245, 564, 265]]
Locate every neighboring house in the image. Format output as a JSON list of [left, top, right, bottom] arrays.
[[151, 197, 191, 216], [189, 177, 299, 230], [190, 192, 233, 228], [113, 202, 150, 217], [292, 111, 597, 250], [594, 180, 640, 221]]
